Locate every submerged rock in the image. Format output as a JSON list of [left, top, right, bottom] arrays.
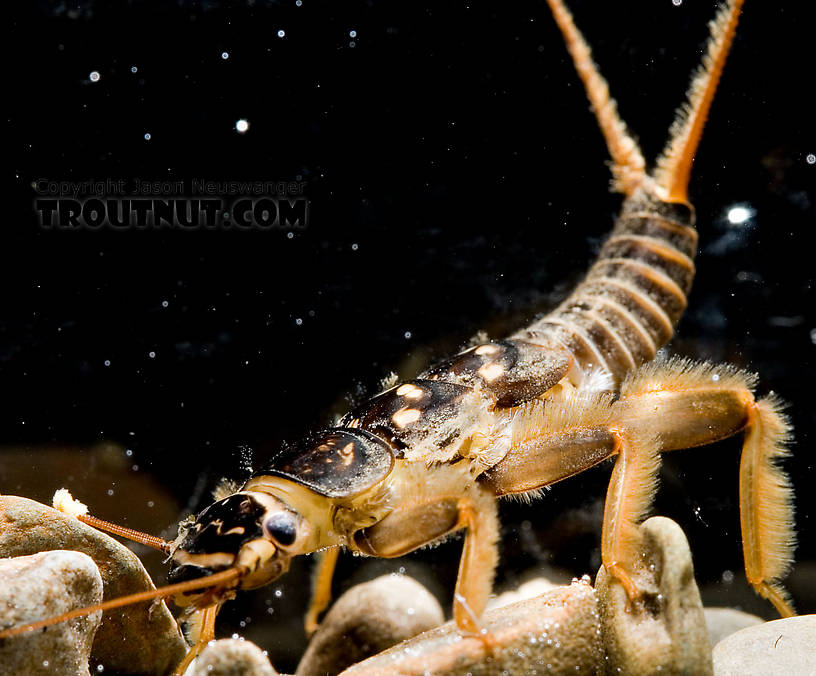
[[340, 576, 602, 676], [712, 614, 816, 675], [487, 576, 559, 610], [297, 574, 444, 676], [0, 550, 102, 676], [187, 639, 279, 676], [0, 495, 187, 675], [595, 516, 713, 675], [704, 607, 764, 646]]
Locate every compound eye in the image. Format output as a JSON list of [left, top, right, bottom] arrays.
[[262, 512, 298, 547]]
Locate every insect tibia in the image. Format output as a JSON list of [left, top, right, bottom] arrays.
[[654, 0, 746, 203]]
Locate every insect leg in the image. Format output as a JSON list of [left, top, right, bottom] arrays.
[[482, 426, 619, 497], [452, 493, 499, 640], [352, 483, 499, 640], [739, 396, 795, 617], [615, 359, 796, 616], [305, 546, 340, 636], [174, 604, 221, 676], [600, 428, 661, 601]]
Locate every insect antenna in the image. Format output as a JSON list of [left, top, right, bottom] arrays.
[[53, 488, 173, 553], [75, 513, 174, 553], [0, 566, 242, 640], [655, 0, 745, 202]]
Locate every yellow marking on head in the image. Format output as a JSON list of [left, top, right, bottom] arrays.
[[172, 550, 236, 569], [396, 383, 424, 399], [478, 362, 504, 382], [392, 407, 422, 429], [474, 344, 499, 356]]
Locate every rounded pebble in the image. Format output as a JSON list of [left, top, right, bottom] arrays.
[[297, 574, 444, 676], [187, 638, 279, 676], [704, 607, 764, 646], [0, 550, 103, 676], [712, 614, 816, 675], [340, 577, 602, 676], [595, 516, 713, 675], [487, 576, 558, 610], [0, 496, 187, 675]]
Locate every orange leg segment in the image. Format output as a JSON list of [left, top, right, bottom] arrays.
[[173, 604, 220, 676], [613, 359, 796, 616], [452, 493, 499, 652], [600, 428, 660, 602], [304, 546, 340, 635]]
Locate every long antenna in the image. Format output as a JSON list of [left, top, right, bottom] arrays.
[[77, 513, 173, 553], [53, 488, 174, 553], [0, 567, 241, 639], [655, 0, 745, 203]]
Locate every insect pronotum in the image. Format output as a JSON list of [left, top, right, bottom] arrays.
[[1, 0, 798, 673]]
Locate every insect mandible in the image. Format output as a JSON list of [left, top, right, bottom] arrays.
[[0, 0, 797, 672]]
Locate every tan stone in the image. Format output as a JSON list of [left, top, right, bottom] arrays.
[[0, 551, 103, 676], [596, 515, 713, 675], [0, 495, 187, 675], [187, 638, 279, 676], [712, 614, 816, 675], [704, 607, 764, 646], [297, 574, 444, 676], [340, 577, 602, 676], [487, 576, 559, 610]]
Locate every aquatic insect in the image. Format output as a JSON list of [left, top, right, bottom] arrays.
[[0, 0, 797, 672]]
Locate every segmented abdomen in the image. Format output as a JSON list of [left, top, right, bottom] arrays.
[[513, 191, 697, 384]]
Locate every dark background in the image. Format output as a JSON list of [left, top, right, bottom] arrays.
[[5, 1, 815, 671]]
